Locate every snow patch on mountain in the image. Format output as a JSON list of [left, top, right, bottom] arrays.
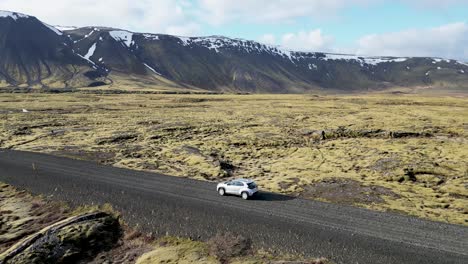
[[175, 35, 298, 62], [76, 54, 97, 68], [0, 11, 29, 20], [177, 36, 191, 46], [322, 54, 362, 61], [42, 22, 63, 35], [173, 35, 413, 66], [74, 28, 98, 43], [55, 25, 77, 31], [322, 54, 408, 65], [110, 30, 133, 47], [308, 63, 317, 70], [433, 58, 451, 63], [84, 43, 97, 60], [143, 63, 161, 75], [457, 61, 468, 67], [362, 57, 407, 65], [143, 34, 159, 40]]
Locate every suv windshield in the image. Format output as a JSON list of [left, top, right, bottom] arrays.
[[247, 182, 257, 189]]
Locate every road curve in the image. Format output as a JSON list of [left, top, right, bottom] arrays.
[[0, 150, 467, 264]]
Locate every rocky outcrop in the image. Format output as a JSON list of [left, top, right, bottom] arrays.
[[0, 212, 121, 264]]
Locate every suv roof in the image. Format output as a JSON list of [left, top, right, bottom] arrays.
[[233, 178, 254, 183]]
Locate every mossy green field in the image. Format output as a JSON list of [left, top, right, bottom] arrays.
[[1, 92, 467, 225]]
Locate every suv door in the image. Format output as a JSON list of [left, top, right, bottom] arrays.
[[232, 181, 244, 195], [225, 181, 236, 194]]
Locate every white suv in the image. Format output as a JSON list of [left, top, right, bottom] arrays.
[[217, 179, 258, 200]]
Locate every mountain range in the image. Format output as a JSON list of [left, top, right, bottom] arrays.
[[1, 10, 467, 93]]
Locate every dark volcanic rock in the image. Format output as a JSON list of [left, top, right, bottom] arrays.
[[95, 133, 138, 145], [390, 131, 432, 138]]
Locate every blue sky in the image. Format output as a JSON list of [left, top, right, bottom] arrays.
[[200, 1, 468, 46], [1, 0, 467, 60]]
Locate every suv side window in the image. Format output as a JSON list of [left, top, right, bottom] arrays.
[[235, 182, 244, 186]]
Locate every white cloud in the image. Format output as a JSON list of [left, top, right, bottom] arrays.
[[406, 0, 466, 8], [355, 22, 468, 61], [197, 0, 467, 26], [165, 22, 201, 36], [258, 22, 468, 61], [281, 30, 334, 52], [258, 34, 276, 45], [197, 0, 374, 25], [0, 0, 201, 35], [258, 29, 335, 52]]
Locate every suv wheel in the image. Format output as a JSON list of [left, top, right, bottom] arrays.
[[218, 188, 225, 196], [241, 192, 249, 200]]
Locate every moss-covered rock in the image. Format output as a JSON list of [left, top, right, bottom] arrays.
[[6, 214, 121, 264]]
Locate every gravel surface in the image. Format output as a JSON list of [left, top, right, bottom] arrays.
[[0, 150, 467, 264]]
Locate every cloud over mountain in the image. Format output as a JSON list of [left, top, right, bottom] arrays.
[[355, 22, 468, 61]]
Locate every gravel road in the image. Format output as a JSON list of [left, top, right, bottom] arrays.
[[0, 150, 467, 264]]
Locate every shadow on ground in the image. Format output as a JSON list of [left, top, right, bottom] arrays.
[[252, 191, 296, 202]]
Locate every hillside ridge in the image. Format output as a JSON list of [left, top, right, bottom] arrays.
[[1, 10, 467, 93]]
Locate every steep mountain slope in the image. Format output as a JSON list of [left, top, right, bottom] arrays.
[[1, 10, 467, 92], [0, 11, 110, 88], [63, 27, 468, 93], [63, 27, 193, 90]]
